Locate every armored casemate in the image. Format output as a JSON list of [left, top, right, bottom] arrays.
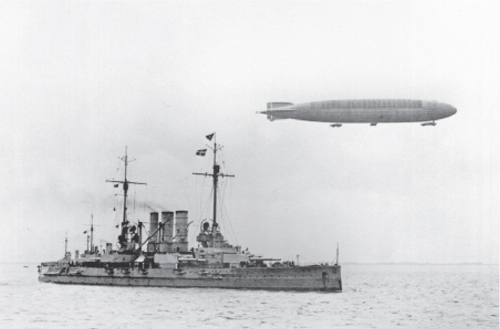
[[38, 134, 342, 291]]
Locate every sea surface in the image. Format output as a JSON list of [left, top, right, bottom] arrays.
[[0, 263, 497, 329]]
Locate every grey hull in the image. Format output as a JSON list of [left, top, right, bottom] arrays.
[[39, 265, 342, 292]]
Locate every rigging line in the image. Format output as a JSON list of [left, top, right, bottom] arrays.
[[148, 179, 195, 187], [226, 177, 234, 234], [220, 151, 234, 176], [114, 195, 121, 224], [202, 176, 208, 204], [197, 175, 210, 218], [142, 185, 149, 223], [175, 173, 193, 183], [215, 165, 232, 236], [219, 181, 237, 245], [219, 193, 236, 244], [227, 183, 236, 244], [197, 180, 213, 223], [219, 193, 230, 238], [182, 180, 193, 216], [112, 161, 123, 181], [216, 181, 228, 229], [194, 174, 199, 209], [202, 187, 214, 221], [194, 175, 200, 218], [133, 187, 136, 213]]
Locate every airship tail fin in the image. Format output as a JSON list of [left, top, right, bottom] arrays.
[[267, 102, 294, 109]]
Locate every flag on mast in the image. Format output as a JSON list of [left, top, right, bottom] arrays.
[[206, 133, 215, 141], [196, 149, 207, 156]]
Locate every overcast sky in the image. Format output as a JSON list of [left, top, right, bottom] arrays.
[[0, 1, 498, 264]]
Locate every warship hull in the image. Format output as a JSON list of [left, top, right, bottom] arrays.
[[39, 264, 342, 292]]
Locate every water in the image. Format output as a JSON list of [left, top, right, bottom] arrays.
[[0, 263, 497, 328]]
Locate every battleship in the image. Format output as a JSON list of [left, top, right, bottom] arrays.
[[38, 134, 342, 292]]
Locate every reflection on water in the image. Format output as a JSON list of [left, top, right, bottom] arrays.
[[0, 264, 497, 328]]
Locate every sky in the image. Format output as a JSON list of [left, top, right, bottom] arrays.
[[0, 1, 498, 264]]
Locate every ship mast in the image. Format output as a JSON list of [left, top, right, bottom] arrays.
[[193, 133, 234, 228], [107, 147, 146, 225], [90, 214, 94, 252]]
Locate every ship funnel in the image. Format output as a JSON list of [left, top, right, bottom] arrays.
[[174, 211, 188, 252], [162, 211, 174, 243], [149, 212, 159, 243]]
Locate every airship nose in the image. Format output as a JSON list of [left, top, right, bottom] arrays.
[[438, 103, 457, 118], [445, 105, 457, 117]]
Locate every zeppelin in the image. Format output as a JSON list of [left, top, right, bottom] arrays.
[[259, 99, 457, 127]]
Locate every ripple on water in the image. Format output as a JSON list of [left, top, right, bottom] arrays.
[[0, 264, 498, 329]]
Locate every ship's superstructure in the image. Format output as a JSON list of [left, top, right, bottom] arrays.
[[38, 134, 342, 291]]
